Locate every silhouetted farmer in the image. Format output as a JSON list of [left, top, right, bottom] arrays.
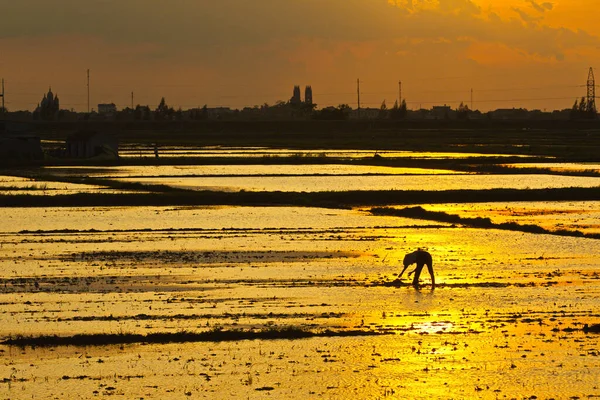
[[398, 249, 435, 288]]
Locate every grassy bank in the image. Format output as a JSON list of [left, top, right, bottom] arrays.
[[371, 206, 600, 239], [2, 187, 600, 208], [2, 327, 385, 347]]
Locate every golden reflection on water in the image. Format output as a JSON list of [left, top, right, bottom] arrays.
[[1, 206, 600, 398], [423, 201, 600, 235]]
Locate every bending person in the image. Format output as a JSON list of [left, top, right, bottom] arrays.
[[398, 249, 435, 288]]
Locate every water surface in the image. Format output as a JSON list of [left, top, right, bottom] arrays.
[[1, 206, 599, 398], [114, 173, 600, 192]]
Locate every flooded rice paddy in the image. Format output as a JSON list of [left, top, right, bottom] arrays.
[[45, 165, 465, 178], [119, 147, 535, 160], [0, 176, 139, 196], [1, 158, 600, 399], [506, 163, 600, 174], [1, 203, 600, 399], [39, 164, 600, 193], [422, 201, 600, 236], [113, 173, 600, 192], [41, 165, 600, 193]]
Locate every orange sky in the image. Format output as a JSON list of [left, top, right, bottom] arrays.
[[0, 0, 599, 112]]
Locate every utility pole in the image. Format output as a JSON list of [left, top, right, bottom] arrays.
[[398, 81, 402, 105], [87, 69, 90, 113], [0, 79, 4, 113], [357, 78, 361, 118], [131, 91, 134, 109]]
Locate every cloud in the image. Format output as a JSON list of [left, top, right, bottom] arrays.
[[0, 0, 598, 111], [512, 7, 543, 26], [527, 0, 554, 12], [436, 0, 482, 16], [0, 1, 596, 67]]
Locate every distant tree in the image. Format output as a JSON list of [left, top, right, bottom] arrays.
[[570, 99, 579, 120], [313, 104, 351, 120], [578, 97, 587, 116], [457, 102, 470, 120], [155, 97, 174, 120], [379, 100, 388, 119], [134, 105, 142, 120], [338, 104, 352, 114], [389, 100, 399, 120], [568, 97, 598, 120], [586, 98, 597, 118], [390, 99, 407, 120]]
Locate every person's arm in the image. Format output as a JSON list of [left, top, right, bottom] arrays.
[[397, 265, 410, 279]]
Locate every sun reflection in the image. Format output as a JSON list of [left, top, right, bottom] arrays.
[[411, 321, 455, 335]]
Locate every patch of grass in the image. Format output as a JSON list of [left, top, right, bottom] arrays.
[[0, 184, 49, 191], [1, 186, 600, 208], [1, 326, 386, 347], [371, 206, 600, 239]]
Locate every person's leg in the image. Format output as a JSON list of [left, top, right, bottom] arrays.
[[426, 263, 435, 288], [412, 263, 424, 287]]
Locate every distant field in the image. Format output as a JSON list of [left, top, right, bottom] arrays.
[[22, 119, 600, 160]]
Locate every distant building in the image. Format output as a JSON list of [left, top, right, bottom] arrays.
[[134, 105, 151, 120], [305, 86, 313, 105], [240, 106, 262, 120], [349, 108, 379, 119], [66, 131, 118, 159], [33, 87, 60, 120], [206, 107, 233, 119], [489, 108, 529, 120], [98, 103, 117, 117], [290, 85, 302, 105], [430, 105, 453, 120]]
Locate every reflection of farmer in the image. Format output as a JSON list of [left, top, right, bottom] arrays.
[[398, 249, 435, 288]]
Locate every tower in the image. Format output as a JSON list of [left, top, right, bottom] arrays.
[[291, 85, 301, 105], [304, 85, 313, 105], [587, 67, 596, 115]]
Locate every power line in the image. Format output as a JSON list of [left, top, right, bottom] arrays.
[[404, 96, 578, 106]]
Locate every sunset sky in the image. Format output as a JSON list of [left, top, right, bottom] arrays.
[[1, 0, 599, 112]]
